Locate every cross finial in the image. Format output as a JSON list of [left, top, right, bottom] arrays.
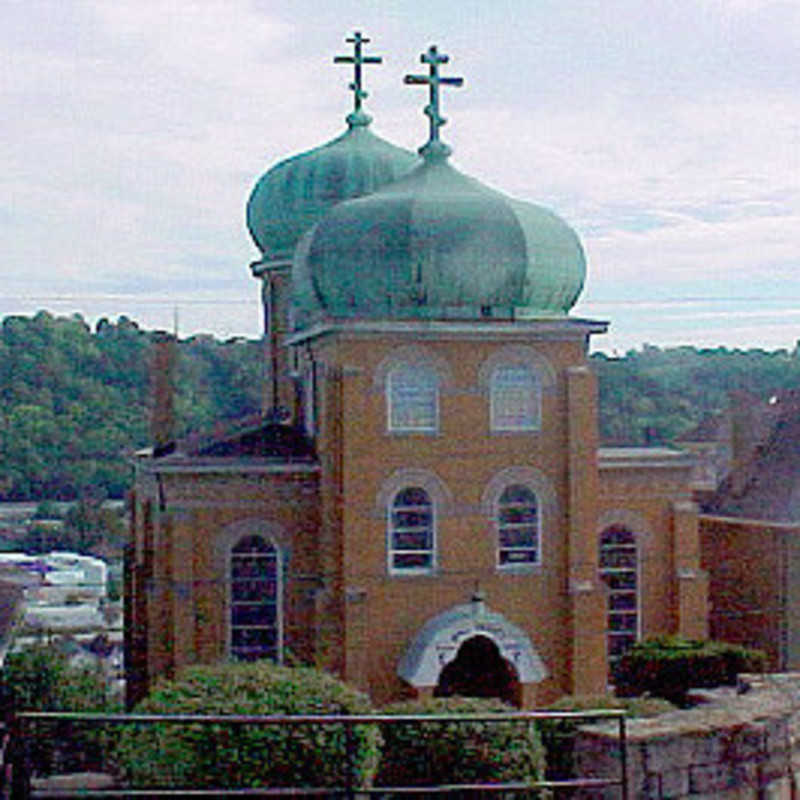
[[334, 31, 382, 128], [404, 45, 463, 160]]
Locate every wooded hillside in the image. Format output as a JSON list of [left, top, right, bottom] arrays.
[[2, 311, 799, 500], [0, 312, 262, 500]]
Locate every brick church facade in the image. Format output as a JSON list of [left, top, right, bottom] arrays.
[[126, 36, 708, 708]]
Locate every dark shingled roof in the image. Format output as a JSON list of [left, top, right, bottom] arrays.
[[706, 398, 800, 523], [154, 418, 317, 464], [194, 422, 316, 461]]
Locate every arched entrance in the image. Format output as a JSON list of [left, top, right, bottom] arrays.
[[397, 599, 547, 707], [434, 635, 520, 705]]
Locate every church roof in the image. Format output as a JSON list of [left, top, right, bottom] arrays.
[[150, 419, 317, 467], [706, 396, 800, 523]]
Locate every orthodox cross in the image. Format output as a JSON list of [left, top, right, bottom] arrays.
[[334, 31, 381, 127], [404, 45, 463, 159]]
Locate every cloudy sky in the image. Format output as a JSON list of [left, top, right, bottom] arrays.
[[3, 0, 798, 353]]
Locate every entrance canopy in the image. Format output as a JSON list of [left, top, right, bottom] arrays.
[[397, 599, 548, 688]]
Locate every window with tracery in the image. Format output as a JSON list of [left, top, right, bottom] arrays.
[[230, 534, 280, 662], [599, 525, 639, 672], [389, 487, 435, 573], [497, 484, 540, 567], [490, 365, 540, 431]]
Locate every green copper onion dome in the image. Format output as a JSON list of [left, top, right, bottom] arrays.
[[247, 125, 418, 262], [292, 157, 586, 325], [247, 32, 417, 263], [291, 44, 585, 328]]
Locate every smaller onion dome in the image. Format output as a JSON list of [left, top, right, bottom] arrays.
[[247, 126, 417, 262], [247, 31, 417, 264]]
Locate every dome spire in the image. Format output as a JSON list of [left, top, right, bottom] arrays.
[[334, 31, 382, 128], [404, 44, 463, 160]]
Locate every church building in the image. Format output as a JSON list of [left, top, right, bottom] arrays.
[[126, 34, 708, 708]]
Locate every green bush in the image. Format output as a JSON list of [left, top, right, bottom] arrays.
[[114, 661, 380, 790], [1, 640, 115, 774], [614, 636, 767, 705], [539, 693, 675, 781], [375, 696, 543, 792]]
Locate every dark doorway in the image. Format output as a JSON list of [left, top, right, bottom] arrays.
[[434, 635, 521, 706]]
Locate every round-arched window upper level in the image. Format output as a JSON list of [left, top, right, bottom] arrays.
[[388, 486, 435, 574], [386, 363, 439, 433], [490, 364, 541, 432], [497, 484, 540, 568]]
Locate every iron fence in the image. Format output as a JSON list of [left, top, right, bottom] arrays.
[[2, 708, 628, 799]]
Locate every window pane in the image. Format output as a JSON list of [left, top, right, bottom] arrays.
[[232, 578, 277, 602], [392, 509, 432, 528], [389, 366, 437, 431], [393, 530, 432, 550], [500, 548, 538, 565], [491, 366, 539, 431], [395, 486, 432, 507], [497, 485, 539, 566], [600, 526, 638, 674], [499, 525, 537, 548], [390, 486, 434, 572], [393, 552, 432, 570], [230, 535, 280, 662]]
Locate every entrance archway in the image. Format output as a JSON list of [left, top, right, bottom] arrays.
[[434, 635, 521, 706]]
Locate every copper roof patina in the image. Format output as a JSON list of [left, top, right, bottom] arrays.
[[247, 32, 417, 264]]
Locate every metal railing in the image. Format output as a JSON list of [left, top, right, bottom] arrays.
[[2, 708, 628, 799]]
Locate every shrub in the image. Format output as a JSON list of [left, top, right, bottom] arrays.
[[614, 636, 767, 705], [375, 696, 544, 792], [539, 693, 675, 781], [114, 661, 380, 790], [1, 640, 115, 774]]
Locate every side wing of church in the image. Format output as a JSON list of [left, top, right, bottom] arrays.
[[126, 35, 708, 708]]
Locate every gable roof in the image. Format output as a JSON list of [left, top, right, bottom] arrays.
[[706, 396, 800, 523]]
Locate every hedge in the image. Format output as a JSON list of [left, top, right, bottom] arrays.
[[614, 636, 767, 705], [114, 661, 380, 789], [375, 696, 544, 791]]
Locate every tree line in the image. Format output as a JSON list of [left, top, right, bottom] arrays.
[[2, 311, 799, 501], [0, 311, 262, 500]]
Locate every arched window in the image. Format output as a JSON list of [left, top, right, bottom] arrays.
[[599, 525, 639, 672], [389, 487, 435, 573], [387, 364, 438, 432], [497, 484, 540, 567], [230, 534, 280, 662], [490, 365, 540, 431]]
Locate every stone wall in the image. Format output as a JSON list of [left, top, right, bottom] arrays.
[[573, 674, 800, 799]]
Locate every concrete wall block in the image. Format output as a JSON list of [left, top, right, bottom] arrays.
[[646, 732, 702, 773], [727, 722, 768, 763], [648, 763, 689, 798], [688, 760, 738, 794]]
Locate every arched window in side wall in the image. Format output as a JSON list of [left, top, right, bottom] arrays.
[[387, 364, 438, 432], [230, 534, 281, 662], [599, 525, 639, 673], [497, 484, 540, 567], [490, 365, 540, 431], [389, 487, 435, 574]]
